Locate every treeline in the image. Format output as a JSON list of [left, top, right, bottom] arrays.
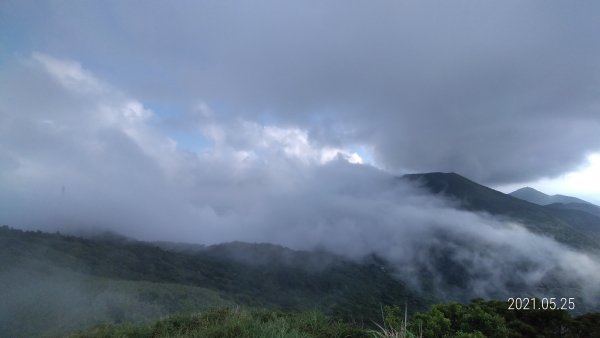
[[0, 226, 425, 324], [3, 226, 600, 337], [390, 299, 600, 338]]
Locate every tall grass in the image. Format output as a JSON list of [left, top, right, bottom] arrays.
[[71, 306, 368, 338], [366, 304, 420, 338]]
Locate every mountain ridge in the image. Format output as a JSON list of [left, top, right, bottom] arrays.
[[3, 170, 600, 336], [510, 186, 593, 206], [0, 225, 426, 337], [401, 172, 600, 251]]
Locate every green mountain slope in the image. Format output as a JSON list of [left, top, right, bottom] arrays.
[[0, 226, 427, 337], [401, 172, 600, 251], [546, 202, 600, 218], [3, 173, 600, 336], [1, 265, 231, 338]]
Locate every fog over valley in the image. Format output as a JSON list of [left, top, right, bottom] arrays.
[[2, 1, 600, 337], [1, 53, 600, 307]]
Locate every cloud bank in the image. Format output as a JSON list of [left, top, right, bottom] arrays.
[[3, 1, 600, 183], [0, 54, 599, 305]]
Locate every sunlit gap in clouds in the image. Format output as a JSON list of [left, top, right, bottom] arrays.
[[496, 153, 600, 204]]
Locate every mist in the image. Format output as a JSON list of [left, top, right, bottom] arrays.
[[0, 261, 229, 336], [1, 53, 599, 309]]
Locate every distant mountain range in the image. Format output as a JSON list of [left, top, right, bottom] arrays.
[[509, 186, 594, 206], [508, 186, 600, 219], [2, 171, 600, 336], [402, 172, 600, 250]]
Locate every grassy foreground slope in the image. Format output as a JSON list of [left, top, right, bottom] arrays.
[[73, 300, 600, 338], [71, 307, 367, 338]]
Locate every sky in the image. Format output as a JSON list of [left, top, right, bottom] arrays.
[[0, 1, 599, 216], [2, 1, 600, 302], [497, 153, 600, 204], [1, 1, 600, 193], [1, 1, 600, 226]]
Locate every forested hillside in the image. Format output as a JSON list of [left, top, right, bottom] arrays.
[[3, 226, 600, 337], [0, 226, 425, 337]]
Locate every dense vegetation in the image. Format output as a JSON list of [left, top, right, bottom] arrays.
[[73, 300, 600, 338], [0, 226, 425, 336], [400, 299, 600, 338], [71, 307, 367, 338], [2, 226, 600, 337]]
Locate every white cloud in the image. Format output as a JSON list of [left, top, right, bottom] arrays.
[[532, 154, 600, 204], [8, 1, 600, 184], [1, 53, 599, 305], [32, 52, 105, 94], [189, 111, 365, 167]]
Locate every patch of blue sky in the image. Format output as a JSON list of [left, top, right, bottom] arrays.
[[145, 103, 213, 152], [169, 130, 213, 153], [146, 102, 183, 119], [0, 23, 27, 66], [349, 144, 374, 166]]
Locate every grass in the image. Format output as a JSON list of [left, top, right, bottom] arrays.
[[70, 307, 369, 338], [54, 299, 600, 337], [367, 323, 415, 338]]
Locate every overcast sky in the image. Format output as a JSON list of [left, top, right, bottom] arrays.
[[3, 2, 600, 299], [1, 0, 600, 221]]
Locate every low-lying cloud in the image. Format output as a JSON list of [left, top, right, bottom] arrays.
[[1, 54, 599, 307]]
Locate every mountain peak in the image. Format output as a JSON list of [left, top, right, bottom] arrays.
[[402, 172, 469, 184], [402, 172, 485, 196], [401, 171, 600, 250], [509, 187, 592, 206], [514, 186, 546, 194]]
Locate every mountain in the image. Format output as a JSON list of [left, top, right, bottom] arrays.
[[3, 173, 600, 336], [0, 226, 426, 337], [401, 172, 600, 251], [542, 206, 600, 243], [4, 225, 599, 337], [510, 187, 593, 206], [546, 202, 600, 219]]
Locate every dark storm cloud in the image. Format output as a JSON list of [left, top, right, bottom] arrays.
[[3, 1, 600, 183]]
